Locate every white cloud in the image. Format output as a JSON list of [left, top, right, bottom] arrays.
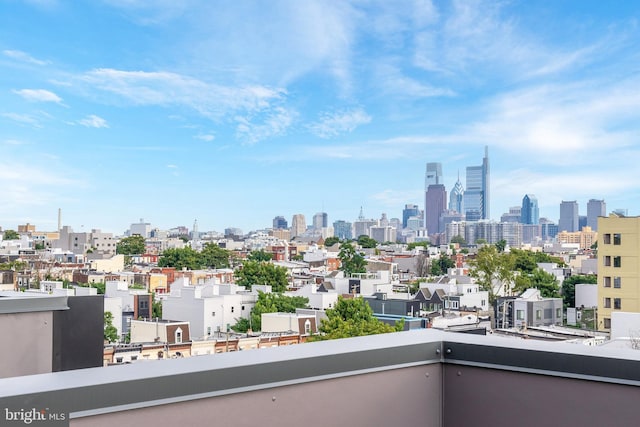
[[3, 139, 27, 145], [194, 134, 215, 142], [308, 108, 372, 138], [3, 50, 48, 65], [1, 113, 42, 128], [13, 89, 62, 103], [78, 115, 109, 128], [235, 107, 296, 145]]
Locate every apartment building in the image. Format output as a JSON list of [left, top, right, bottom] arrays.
[[598, 214, 640, 330]]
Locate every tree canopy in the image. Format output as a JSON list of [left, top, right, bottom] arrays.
[[323, 236, 341, 247], [450, 235, 467, 246], [308, 296, 403, 341], [338, 242, 367, 276], [116, 234, 146, 255], [158, 243, 231, 270], [430, 254, 455, 276], [2, 230, 20, 240], [247, 249, 273, 262], [231, 292, 309, 332], [357, 235, 378, 248], [104, 311, 118, 343], [235, 260, 289, 292], [561, 274, 597, 307], [407, 241, 430, 250]]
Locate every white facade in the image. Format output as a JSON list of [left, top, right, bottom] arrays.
[[261, 313, 314, 334], [286, 284, 338, 310], [575, 284, 598, 308], [162, 280, 246, 340]]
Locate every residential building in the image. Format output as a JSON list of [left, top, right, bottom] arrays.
[[556, 226, 598, 250], [261, 312, 317, 335], [130, 319, 191, 345], [364, 292, 421, 317], [521, 194, 539, 225], [587, 199, 606, 231], [559, 201, 579, 232], [495, 288, 563, 329], [598, 214, 640, 331], [501, 206, 522, 223]]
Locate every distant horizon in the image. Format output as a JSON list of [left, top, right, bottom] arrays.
[[2, 2, 639, 235]]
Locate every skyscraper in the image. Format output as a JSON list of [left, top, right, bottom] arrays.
[[402, 204, 420, 229], [313, 212, 328, 230], [463, 147, 490, 221], [333, 220, 352, 240], [425, 162, 442, 189], [559, 201, 579, 232], [273, 216, 288, 230], [449, 172, 464, 214], [425, 184, 447, 235], [291, 214, 306, 238], [521, 194, 539, 225], [587, 199, 606, 231]]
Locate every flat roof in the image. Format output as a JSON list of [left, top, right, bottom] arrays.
[[0, 291, 69, 314]]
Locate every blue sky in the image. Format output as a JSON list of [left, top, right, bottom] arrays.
[[2, 0, 640, 235]]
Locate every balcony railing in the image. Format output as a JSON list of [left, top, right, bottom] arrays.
[[2, 330, 640, 426]]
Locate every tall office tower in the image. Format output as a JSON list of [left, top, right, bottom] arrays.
[[354, 207, 377, 238], [192, 219, 199, 241], [290, 214, 306, 238], [425, 184, 447, 235], [521, 194, 539, 225], [333, 220, 352, 240], [273, 216, 288, 230], [501, 207, 522, 223], [129, 218, 151, 238], [539, 218, 558, 240], [425, 162, 442, 189], [587, 199, 606, 231], [558, 201, 579, 232], [402, 204, 420, 229], [463, 147, 490, 221], [579, 215, 587, 230], [613, 208, 628, 216], [313, 212, 328, 230], [449, 173, 464, 214]]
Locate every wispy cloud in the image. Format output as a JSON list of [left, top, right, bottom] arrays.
[[235, 107, 296, 145], [308, 108, 371, 138], [13, 88, 62, 103], [194, 134, 214, 142], [78, 114, 109, 128], [1, 112, 42, 128], [3, 50, 49, 65], [166, 164, 179, 176], [3, 139, 27, 146]]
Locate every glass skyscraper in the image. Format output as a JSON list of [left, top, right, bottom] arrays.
[[463, 147, 490, 221], [521, 194, 539, 225]]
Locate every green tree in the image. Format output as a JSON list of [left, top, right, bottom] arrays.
[[407, 241, 430, 250], [231, 292, 309, 332], [323, 236, 341, 247], [159, 247, 202, 270], [309, 297, 403, 341], [562, 274, 597, 307], [468, 245, 515, 303], [201, 243, 232, 268], [3, 230, 20, 240], [338, 242, 367, 276], [495, 239, 507, 253], [116, 234, 146, 255], [35, 242, 45, 250], [152, 294, 162, 318], [475, 238, 488, 245], [357, 235, 378, 249], [247, 249, 273, 262], [513, 268, 560, 298], [430, 254, 455, 276], [450, 235, 467, 246], [235, 261, 289, 292], [104, 311, 118, 343], [78, 281, 106, 294]]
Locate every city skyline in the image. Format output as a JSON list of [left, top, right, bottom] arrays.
[[2, 1, 640, 234]]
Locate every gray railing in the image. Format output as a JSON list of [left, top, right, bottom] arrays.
[[2, 330, 640, 426]]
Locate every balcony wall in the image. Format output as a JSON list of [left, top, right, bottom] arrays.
[[2, 330, 640, 427]]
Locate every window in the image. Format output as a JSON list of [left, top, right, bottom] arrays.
[[614, 256, 622, 268], [604, 256, 611, 266], [241, 305, 245, 311], [614, 233, 621, 245], [536, 310, 542, 320], [604, 318, 611, 329], [604, 298, 611, 308], [207, 327, 212, 336], [212, 311, 216, 317], [481, 300, 486, 307], [450, 301, 459, 309], [175, 327, 183, 344], [544, 309, 552, 319], [231, 306, 235, 313], [516, 310, 524, 320], [116, 357, 123, 363], [614, 298, 621, 310], [614, 277, 622, 288], [604, 277, 611, 288], [603, 234, 611, 244], [556, 308, 562, 318], [304, 319, 311, 334]]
